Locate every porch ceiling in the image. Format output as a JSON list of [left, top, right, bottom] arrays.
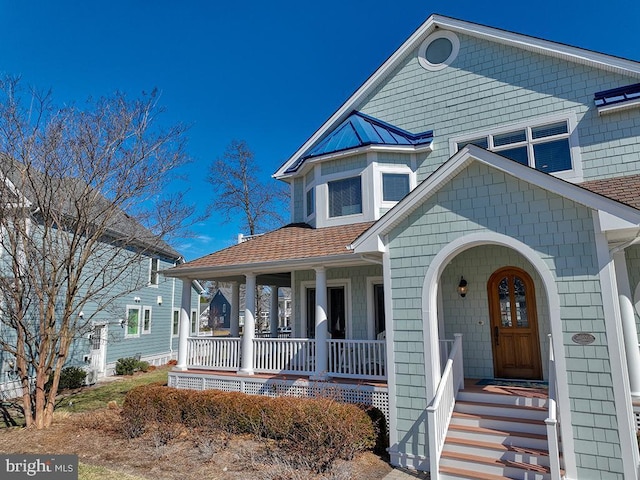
[[164, 222, 377, 281]]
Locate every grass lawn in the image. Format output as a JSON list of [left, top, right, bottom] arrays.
[[56, 366, 171, 413], [78, 463, 147, 480]]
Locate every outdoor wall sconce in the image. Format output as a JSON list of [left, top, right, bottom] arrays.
[[457, 276, 468, 298], [79, 311, 84, 319], [134, 296, 141, 303], [157, 296, 163, 306]]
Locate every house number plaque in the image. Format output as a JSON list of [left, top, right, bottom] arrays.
[[571, 333, 595, 345]]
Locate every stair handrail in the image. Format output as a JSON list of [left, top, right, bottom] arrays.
[[545, 334, 562, 480], [426, 333, 464, 480]]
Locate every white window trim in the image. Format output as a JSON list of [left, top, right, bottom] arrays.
[[418, 30, 460, 71], [172, 308, 180, 337], [125, 305, 141, 338], [376, 165, 416, 210], [300, 279, 352, 339], [142, 306, 152, 334], [317, 169, 368, 228], [449, 112, 583, 182]]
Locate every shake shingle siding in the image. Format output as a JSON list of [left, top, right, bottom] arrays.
[[359, 32, 640, 183], [387, 162, 621, 479]]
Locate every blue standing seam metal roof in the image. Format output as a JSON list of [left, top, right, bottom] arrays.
[[284, 111, 433, 174], [594, 83, 640, 107]]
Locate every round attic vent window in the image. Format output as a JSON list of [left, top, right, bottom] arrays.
[[418, 31, 459, 71]]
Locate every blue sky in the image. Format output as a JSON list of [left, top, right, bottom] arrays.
[[1, 0, 638, 260]]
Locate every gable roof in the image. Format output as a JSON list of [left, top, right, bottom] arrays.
[[274, 14, 640, 180], [351, 146, 640, 253], [285, 111, 433, 174], [166, 222, 375, 278], [0, 156, 182, 260]]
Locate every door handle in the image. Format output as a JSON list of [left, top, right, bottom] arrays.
[[494, 326, 499, 346]]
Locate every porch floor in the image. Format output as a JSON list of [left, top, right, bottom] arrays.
[[463, 378, 549, 399], [176, 367, 388, 388]]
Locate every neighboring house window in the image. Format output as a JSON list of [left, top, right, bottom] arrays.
[[328, 176, 362, 217], [454, 117, 579, 176], [142, 306, 152, 334], [125, 306, 141, 338], [150, 258, 160, 286], [191, 310, 198, 336], [172, 309, 179, 336], [382, 173, 410, 202], [306, 187, 315, 217]]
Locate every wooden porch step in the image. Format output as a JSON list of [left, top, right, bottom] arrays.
[[439, 465, 512, 480], [446, 423, 549, 450], [444, 436, 551, 464], [440, 451, 551, 479], [455, 399, 547, 421], [451, 411, 546, 436]]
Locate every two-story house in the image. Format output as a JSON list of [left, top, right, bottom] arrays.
[[165, 14, 640, 480]]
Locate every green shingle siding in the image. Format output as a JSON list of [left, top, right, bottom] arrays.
[[386, 162, 621, 478], [359, 32, 640, 184]]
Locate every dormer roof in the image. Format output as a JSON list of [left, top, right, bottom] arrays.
[[284, 111, 433, 174]]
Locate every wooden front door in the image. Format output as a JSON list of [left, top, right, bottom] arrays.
[[487, 267, 542, 379]]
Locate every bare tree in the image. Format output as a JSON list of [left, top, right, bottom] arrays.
[[0, 78, 192, 429], [207, 139, 285, 236]]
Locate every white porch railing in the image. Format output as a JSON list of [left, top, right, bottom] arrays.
[[186, 337, 241, 371], [327, 339, 386, 380], [185, 337, 387, 381], [253, 338, 316, 375], [426, 334, 464, 480], [545, 334, 562, 480]]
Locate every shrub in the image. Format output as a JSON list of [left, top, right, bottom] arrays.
[[137, 361, 150, 372], [121, 384, 377, 472], [53, 366, 87, 390], [115, 357, 150, 375], [115, 357, 139, 376]]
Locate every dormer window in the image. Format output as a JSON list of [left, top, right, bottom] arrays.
[[382, 173, 410, 202], [306, 187, 315, 217], [329, 176, 362, 217]]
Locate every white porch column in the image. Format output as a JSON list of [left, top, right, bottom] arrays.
[[239, 273, 256, 375], [614, 251, 640, 398], [312, 267, 328, 379], [230, 281, 240, 337], [176, 279, 192, 370], [270, 285, 279, 338]]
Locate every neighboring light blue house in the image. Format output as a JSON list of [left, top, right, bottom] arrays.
[[166, 14, 640, 480], [0, 167, 201, 390]]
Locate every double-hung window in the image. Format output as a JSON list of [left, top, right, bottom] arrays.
[[454, 117, 579, 178], [172, 310, 180, 337], [142, 307, 152, 334], [149, 258, 160, 286], [328, 176, 362, 217]]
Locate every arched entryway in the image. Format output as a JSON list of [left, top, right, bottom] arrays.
[[487, 267, 542, 380]]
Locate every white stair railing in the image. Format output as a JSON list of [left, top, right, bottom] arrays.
[[426, 333, 464, 480], [186, 337, 241, 370], [327, 339, 386, 380], [253, 338, 316, 375], [545, 334, 562, 480]]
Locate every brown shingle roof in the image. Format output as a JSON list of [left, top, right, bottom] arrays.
[[580, 174, 640, 210], [171, 222, 375, 272]]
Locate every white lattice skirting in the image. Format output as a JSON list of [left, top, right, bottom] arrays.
[[168, 371, 389, 422]]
